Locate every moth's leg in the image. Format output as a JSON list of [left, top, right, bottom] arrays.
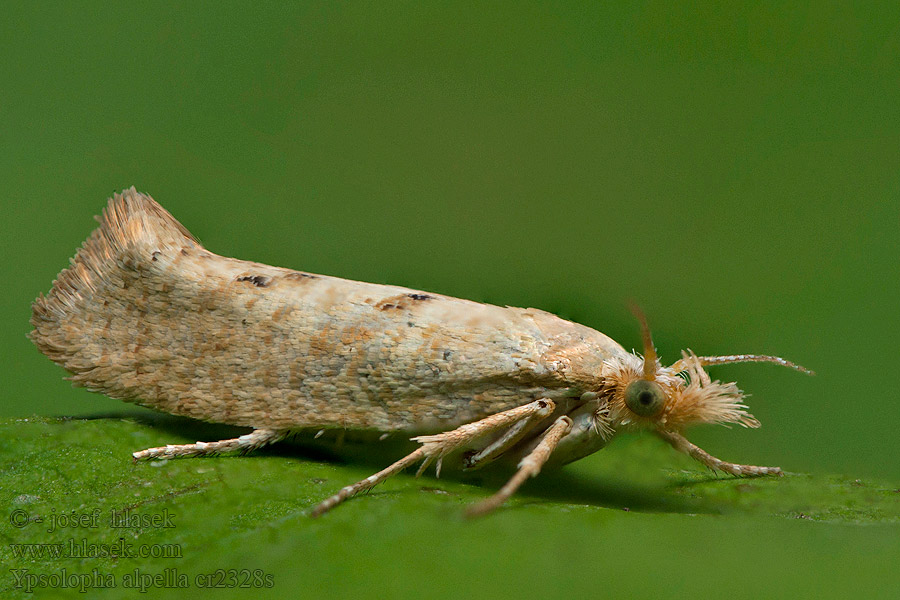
[[657, 429, 783, 477], [310, 399, 556, 517], [461, 407, 551, 470], [132, 428, 287, 461], [465, 415, 573, 518], [411, 398, 556, 477], [310, 447, 427, 518]]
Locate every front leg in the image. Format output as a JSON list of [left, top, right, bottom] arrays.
[[657, 429, 783, 477]]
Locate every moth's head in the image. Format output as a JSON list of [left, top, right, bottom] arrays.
[[601, 307, 812, 433]]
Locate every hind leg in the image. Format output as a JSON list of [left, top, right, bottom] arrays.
[[132, 428, 287, 461]]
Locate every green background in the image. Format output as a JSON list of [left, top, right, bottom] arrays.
[[1, 3, 897, 599]]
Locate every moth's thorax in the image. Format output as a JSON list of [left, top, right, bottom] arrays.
[[520, 307, 629, 386]]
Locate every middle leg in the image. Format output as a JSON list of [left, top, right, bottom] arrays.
[[465, 415, 574, 518], [310, 398, 557, 517]]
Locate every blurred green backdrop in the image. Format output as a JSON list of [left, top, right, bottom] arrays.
[[4, 1, 897, 479], [1, 3, 898, 599]]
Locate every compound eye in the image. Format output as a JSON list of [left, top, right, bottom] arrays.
[[624, 379, 666, 417]]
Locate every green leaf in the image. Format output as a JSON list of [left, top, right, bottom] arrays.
[[2, 416, 898, 600]]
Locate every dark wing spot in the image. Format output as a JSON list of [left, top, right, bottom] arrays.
[[375, 293, 433, 311], [283, 271, 318, 282], [237, 275, 270, 287], [151, 250, 161, 262]]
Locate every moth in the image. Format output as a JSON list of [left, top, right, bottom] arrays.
[[31, 188, 811, 517]]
